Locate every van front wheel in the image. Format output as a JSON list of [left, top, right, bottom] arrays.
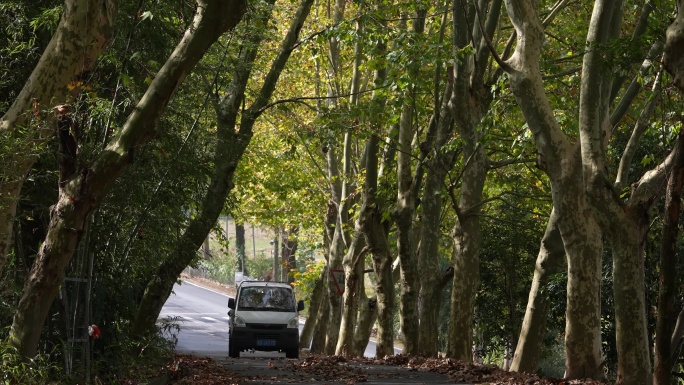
[[285, 348, 298, 359], [228, 337, 239, 358]]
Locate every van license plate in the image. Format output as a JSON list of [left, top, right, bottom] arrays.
[[257, 339, 276, 347]]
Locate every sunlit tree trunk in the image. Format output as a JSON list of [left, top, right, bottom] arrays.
[[309, 201, 335, 353]]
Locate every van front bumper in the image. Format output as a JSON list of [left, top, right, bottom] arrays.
[[230, 324, 299, 352]]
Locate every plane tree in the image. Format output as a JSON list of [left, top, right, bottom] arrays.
[[502, 0, 677, 382]]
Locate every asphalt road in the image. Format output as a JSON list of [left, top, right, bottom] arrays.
[[159, 280, 397, 358]]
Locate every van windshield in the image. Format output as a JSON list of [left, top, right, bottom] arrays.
[[237, 287, 295, 312]]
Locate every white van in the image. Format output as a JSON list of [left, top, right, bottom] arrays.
[[227, 281, 304, 358]]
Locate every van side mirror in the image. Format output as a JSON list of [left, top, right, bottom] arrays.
[[297, 300, 305, 311], [228, 297, 235, 309], [228, 309, 234, 317]]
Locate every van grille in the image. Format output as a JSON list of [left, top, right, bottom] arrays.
[[247, 323, 287, 330]]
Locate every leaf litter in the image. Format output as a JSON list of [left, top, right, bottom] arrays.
[[152, 353, 606, 385]]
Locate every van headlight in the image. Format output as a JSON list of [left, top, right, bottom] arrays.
[[287, 317, 298, 328], [234, 315, 246, 327]]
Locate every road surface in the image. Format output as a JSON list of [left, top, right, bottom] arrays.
[[159, 280, 399, 358]]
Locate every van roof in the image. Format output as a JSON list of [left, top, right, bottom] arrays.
[[238, 281, 293, 289]]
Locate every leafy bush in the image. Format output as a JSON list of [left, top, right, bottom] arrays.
[[0, 340, 60, 385]]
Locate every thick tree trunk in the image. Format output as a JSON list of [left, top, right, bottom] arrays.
[[8, 0, 246, 358], [131, 0, 314, 335], [282, 226, 299, 283], [663, 0, 684, 92], [236, 222, 247, 276], [653, 135, 684, 385], [370, 232, 394, 358], [0, 0, 117, 275], [557, 167, 604, 380], [310, 278, 331, 353], [608, 218, 650, 385], [309, 201, 335, 353], [510, 209, 565, 372]]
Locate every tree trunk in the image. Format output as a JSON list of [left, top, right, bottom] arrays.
[[324, 224, 344, 354], [608, 216, 650, 385], [445, 0, 497, 361], [282, 226, 299, 283], [130, 0, 314, 335], [417, 82, 454, 357], [653, 134, 684, 385], [299, 268, 326, 350], [511, 209, 565, 372], [8, 0, 246, 358], [663, 0, 684, 92], [353, 288, 378, 356], [335, 235, 365, 356], [236, 222, 247, 276], [503, 1, 604, 380], [0, 0, 117, 275], [363, 134, 395, 357], [392, 9, 426, 356], [310, 277, 331, 353]]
